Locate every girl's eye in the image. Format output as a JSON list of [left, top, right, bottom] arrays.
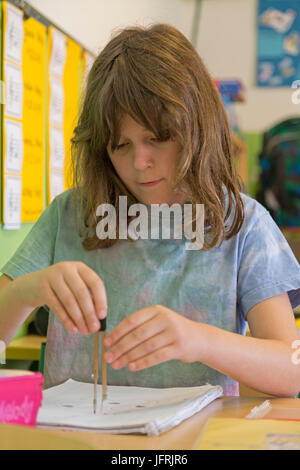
[[150, 136, 170, 143], [115, 143, 128, 151]]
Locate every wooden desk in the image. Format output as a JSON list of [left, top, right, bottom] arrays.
[[0, 396, 299, 450], [6, 335, 46, 361]]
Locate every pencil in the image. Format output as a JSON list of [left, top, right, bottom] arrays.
[[93, 330, 99, 414]]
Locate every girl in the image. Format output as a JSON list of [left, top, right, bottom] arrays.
[[0, 24, 299, 397]]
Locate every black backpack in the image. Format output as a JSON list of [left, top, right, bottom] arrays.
[[256, 117, 300, 227]]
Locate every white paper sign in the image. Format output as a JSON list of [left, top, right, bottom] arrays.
[[4, 3, 24, 65], [3, 175, 22, 230], [49, 28, 67, 78], [49, 77, 64, 127], [49, 126, 65, 171], [4, 61, 23, 119], [4, 118, 24, 174], [50, 171, 64, 201]]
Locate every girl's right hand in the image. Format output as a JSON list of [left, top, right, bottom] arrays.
[[17, 262, 107, 335]]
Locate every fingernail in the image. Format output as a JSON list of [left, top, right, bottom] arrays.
[[99, 309, 107, 319], [105, 352, 113, 362], [92, 321, 99, 331]]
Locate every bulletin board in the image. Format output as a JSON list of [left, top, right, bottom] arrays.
[[257, 0, 300, 86], [47, 29, 95, 203], [0, 0, 95, 229], [2, 1, 26, 228], [1, 2, 48, 227]]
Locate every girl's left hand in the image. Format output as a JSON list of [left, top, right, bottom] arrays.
[[104, 305, 203, 371]]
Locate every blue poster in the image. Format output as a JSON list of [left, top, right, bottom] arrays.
[[257, 0, 300, 87]]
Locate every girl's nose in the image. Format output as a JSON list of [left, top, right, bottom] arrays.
[[132, 144, 153, 170]]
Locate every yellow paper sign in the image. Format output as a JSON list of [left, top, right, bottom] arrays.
[[22, 17, 46, 221]]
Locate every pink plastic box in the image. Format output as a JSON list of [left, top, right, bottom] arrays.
[[0, 370, 43, 426]]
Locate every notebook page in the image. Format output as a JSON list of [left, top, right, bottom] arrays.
[[37, 379, 223, 436]]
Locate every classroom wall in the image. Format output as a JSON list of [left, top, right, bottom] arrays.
[[24, 0, 298, 196], [26, 0, 196, 54], [26, 0, 300, 134], [196, 0, 300, 133]]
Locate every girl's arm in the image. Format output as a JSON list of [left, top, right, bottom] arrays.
[[104, 292, 300, 397], [0, 274, 36, 345], [197, 292, 300, 397]]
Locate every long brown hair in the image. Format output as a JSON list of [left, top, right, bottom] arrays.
[[71, 23, 245, 250]]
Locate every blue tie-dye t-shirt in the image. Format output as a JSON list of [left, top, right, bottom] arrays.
[[1, 189, 300, 395]]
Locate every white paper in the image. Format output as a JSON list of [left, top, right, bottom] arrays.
[[37, 379, 223, 436], [4, 118, 24, 174], [4, 61, 23, 119], [49, 126, 65, 171], [3, 174, 22, 230], [49, 28, 67, 78], [246, 400, 271, 419], [50, 171, 64, 201], [49, 77, 64, 127], [4, 3, 24, 64]]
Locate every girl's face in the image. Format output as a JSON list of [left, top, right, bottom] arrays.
[[107, 114, 188, 206]]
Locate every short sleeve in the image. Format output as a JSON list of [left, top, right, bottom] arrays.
[[0, 197, 59, 280], [237, 208, 300, 320]]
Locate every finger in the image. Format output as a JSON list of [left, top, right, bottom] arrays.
[[76, 263, 107, 319], [105, 306, 160, 347], [105, 318, 165, 364], [51, 274, 91, 335], [108, 331, 172, 369], [63, 270, 103, 334], [128, 345, 177, 371], [46, 284, 79, 334]]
